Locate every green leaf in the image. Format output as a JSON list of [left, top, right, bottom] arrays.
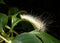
[[12, 32, 42, 43], [8, 7, 19, 15], [30, 31, 60, 43], [0, 0, 5, 4], [0, 13, 8, 32], [8, 7, 20, 29]]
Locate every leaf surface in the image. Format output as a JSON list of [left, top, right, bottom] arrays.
[[12, 32, 42, 43], [30, 31, 60, 43], [0, 13, 8, 32]]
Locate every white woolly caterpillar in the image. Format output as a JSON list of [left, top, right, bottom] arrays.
[[20, 14, 46, 32]]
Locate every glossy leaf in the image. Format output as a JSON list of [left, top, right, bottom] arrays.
[[12, 32, 42, 43], [30, 31, 60, 43], [0, 13, 8, 32], [8, 7, 19, 15]]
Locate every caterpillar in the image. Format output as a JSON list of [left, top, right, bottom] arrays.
[[19, 13, 60, 40], [20, 14, 46, 32]]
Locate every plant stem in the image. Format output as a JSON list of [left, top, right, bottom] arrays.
[[5, 25, 18, 35], [0, 35, 8, 43], [13, 30, 18, 35]]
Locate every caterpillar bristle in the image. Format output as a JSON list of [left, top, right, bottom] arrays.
[[20, 14, 46, 32]]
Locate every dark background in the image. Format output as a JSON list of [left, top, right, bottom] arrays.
[[0, 0, 60, 40]]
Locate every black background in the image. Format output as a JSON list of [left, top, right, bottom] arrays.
[[0, 0, 60, 40]]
